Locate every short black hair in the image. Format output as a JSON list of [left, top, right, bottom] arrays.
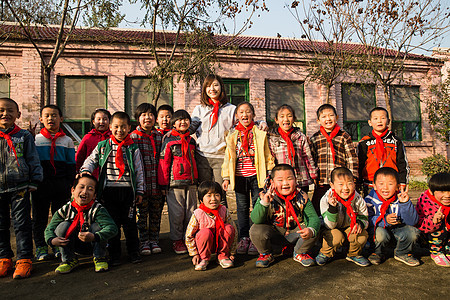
[[111, 111, 131, 125], [41, 104, 63, 117], [236, 102, 255, 115], [429, 172, 450, 193], [271, 164, 296, 178], [170, 109, 191, 128], [73, 173, 98, 194], [157, 104, 174, 116], [330, 167, 354, 183], [369, 107, 389, 119], [0, 97, 19, 111], [198, 181, 223, 203], [90, 108, 111, 128], [275, 104, 297, 121], [374, 167, 399, 185], [134, 103, 157, 120], [316, 104, 337, 119]]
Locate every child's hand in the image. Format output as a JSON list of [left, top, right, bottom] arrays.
[[300, 191, 308, 202], [433, 207, 445, 224], [327, 192, 337, 207], [136, 195, 143, 205], [400, 184, 408, 194], [78, 231, 95, 243], [51, 237, 69, 246], [222, 180, 230, 191], [257, 121, 269, 132], [398, 191, 409, 203], [77, 171, 91, 178], [386, 213, 399, 225], [192, 254, 200, 266], [298, 227, 313, 240], [260, 184, 274, 206], [351, 223, 362, 235]]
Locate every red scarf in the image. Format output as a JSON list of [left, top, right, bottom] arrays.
[[333, 189, 357, 238], [171, 130, 191, 163], [278, 127, 295, 164], [0, 124, 21, 165], [274, 189, 302, 230], [235, 121, 255, 155], [372, 129, 389, 166], [320, 125, 340, 165], [157, 128, 170, 135], [426, 189, 450, 231], [40, 127, 66, 174], [374, 190, 397, 230], [199, 203, 225, 245], [209, 98, 220, 130], [132, 127, 157, 159], [93, 129, 111, 141], [111, 135, 134, 179], [65, 199, 94, 239]]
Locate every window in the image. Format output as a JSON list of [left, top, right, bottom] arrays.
[[0, 75, 10, 97], [342, 83, 376, 141], [223, 79, 249, 106], [265, 80, 305, 131], [57, 76, 107, 138], [390, 85, 421, 141], [125, 77, 172, 119]]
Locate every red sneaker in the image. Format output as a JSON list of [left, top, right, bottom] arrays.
[[0, 258, 13, 277], [13, 259, 32, 279], [172, 240, 188, 254]]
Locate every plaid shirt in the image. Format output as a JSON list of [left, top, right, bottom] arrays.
[[268, 127, 318, 187], [310, 129, 358, 185], [130, 126, 162, 196]]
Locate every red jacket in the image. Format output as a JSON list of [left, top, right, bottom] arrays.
[[75, 129, 111, 178]]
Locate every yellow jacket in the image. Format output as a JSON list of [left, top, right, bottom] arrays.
[[221, 126, 275, 191]]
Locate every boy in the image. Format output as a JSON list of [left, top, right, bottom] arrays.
[[130, 103, 164, 255], [0, 98, 43, 279], [358, 107, 409, 196], [316, 167, 370, 267], [156, 104, 173, 135], [249, 164, 320, 268], [81, 111, 145, 265], [365, 167, 419, 266], [310, 104, 358, 214], [44, 174, 118, 274], [33, 105, 76, 261]]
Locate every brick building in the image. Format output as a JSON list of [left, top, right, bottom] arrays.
[[0, 24, 445, 177]]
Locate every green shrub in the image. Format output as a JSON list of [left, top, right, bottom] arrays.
[[420, 154, 450, 178], [409, 180, 428, 191]]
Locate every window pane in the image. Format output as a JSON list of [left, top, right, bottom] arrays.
[[232, 84, 246, 96], [343, 122, 358, 141], [360, 122, 372, 139], [342, 84, 375, 121], [0, 76, 9, 97], [266, 80, 305, 121], [404, 122, 420, 141], [230, 96, 246, 106], [224, 79, 249, 107], [392, 122, 403, 140], [390, 86, 420, 121]]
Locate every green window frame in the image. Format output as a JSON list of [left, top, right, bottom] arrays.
[[125, 77, 173, 120], [342, 83, 376, 141], [223, 79, 249, 106], [389, 85, 421, 141], [265, 80, 306, 131], [0, 75, 10, 97], [57, 76, 108, 138]]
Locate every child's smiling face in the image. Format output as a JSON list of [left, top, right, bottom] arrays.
[[40, 107, 63, 134], [157, 109, 172, 130], [275, 108, 295, 132], [318, 108, 337, 132], [92, 112, 110, 132], [173, 118, 190, 133], [72, 177, 97, 206], [433, 191, 450, 206], [330, 175, 355, 199], [0, 99, 20, 129], [374, 174, 398, 200], [272, 169, 297, 196], [138, 111, 156, 133], [236, 103, 254, 127], [110, 117, 131, 142], [202, 190, 221, 210], [206, 79, 222, 102]]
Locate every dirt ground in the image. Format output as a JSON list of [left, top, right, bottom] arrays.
[[1, 191, 450, 299]]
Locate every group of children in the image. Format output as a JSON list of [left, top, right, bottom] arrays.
[[0, 74, 449, 279]]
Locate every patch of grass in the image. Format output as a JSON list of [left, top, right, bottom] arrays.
[[409, 180, 428, 191]]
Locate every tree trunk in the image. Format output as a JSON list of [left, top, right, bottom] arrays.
[[43, 66, 51, 106], [383, 84, 392, 128], [152, 84, 162, 108], [325, 85, 331, 104]]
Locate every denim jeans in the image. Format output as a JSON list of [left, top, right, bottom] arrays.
[[235, 175, 261, 239], [0, 189, 33, 259], [54, 221, 107, 262], [374, 225, 419, 256]]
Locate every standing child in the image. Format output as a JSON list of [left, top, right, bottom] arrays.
[[316, 167, 370, 267], [156, 104, 173, 136], [310, 104, 358, 214], [0, 98, 43, 279], [365, 167, 419, 266], [358, 107, 409, 196], [185, 181, 237, 271], [33, 105, 76, 261], [416, 172, 450, 267], [81, 111, 145, 266], [268, 104, 317, 192], [130, 103, 164, 255], [75, 109, 111, 178], [250, 164, 320, 268], [158, 109, 198, 254], [222, 102, 274, 256]]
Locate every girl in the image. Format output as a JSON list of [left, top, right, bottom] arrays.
[[222, 102, 274, 255], [185, 181, 237, 271], [76, 109, 111, 178], [268, 104, 318, 193], [158, 110, 198, 254]]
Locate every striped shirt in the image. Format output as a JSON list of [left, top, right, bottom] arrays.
[[235, 131, 257, 177], [105, 143, 132, 187]]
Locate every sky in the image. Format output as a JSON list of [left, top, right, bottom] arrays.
[[119, 1, 450, 56]]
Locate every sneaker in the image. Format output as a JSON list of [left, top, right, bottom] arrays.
[[53, 248, 61, 259], [315, 252, 332, 266], [140, 241, 152, 256], [0, 258, 13, 277], [173, 240, 188, 254], [55, 259, 79, 274], [431, 253, 450, 267], [346, 255, 370, 267], [394, 254, 420, 266], [281, 244, 295, 256], [194, 259, 209, 271], [237, 237, 250, 254], [368, 253, 383, 265], [13, 259, 33, 279], [93, 257, 109, 272], [130, 252, 142, 264], [293, 253, 316, 267], [150, 241, 162, 254], [255, 253, 274, 268], [35, 246, 51, 261], [247, 241, 259, 255], [219, 258, 234, 269]]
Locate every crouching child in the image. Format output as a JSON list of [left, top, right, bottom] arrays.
[[44, 174, 118, 274]]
